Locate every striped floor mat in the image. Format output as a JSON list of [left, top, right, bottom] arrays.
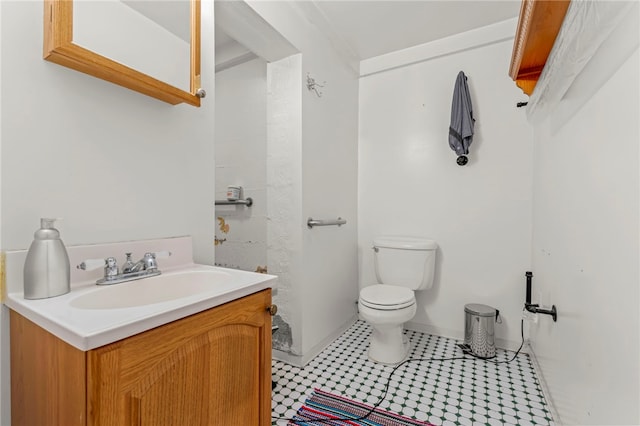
[[288, 388, 433, 425]]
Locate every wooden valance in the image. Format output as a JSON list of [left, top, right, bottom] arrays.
[[509, 0, 571, 95]]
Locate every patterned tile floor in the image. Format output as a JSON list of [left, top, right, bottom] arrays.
[[271, 320, 554, 426]]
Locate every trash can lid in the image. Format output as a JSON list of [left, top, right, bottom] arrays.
[[464, 303, 496, 317]]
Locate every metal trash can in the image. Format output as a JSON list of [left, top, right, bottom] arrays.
[[464, 303, 497, 359]]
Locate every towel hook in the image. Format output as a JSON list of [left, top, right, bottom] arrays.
[[306, 73, 325, 97]]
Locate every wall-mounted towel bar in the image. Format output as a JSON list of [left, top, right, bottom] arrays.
[[215, 197, 253, 207], [307, 217, 346, 229]]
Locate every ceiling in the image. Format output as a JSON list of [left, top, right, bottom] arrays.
[[123, 1, 191, 42], [216, 1, 521, 66], [215, 25, 235, 50], [310, 1, 521, 60]]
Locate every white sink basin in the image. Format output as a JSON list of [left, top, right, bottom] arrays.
[[70, 270, 235, 309]]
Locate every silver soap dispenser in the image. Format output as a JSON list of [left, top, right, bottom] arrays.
[[23, 218, 70, 299]]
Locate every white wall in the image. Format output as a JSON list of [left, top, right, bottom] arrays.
[[0, 1, 215, 423], [214, 58, 268, 272], [74, 0, 190, 91], [1, 1, 215, 257], [529, 21, 639, 426], [0, 3, 4, 423], [298, 25, 359, 357], [358, 24, 533, 348], [247, 1, 360, 363], [266, 54, 304, 356]]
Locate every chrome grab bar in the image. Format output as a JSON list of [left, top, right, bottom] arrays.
[[307, 217, 347, 229], [215, 197, 253, 207]]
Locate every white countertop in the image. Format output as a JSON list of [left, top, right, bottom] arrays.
[[5, 263, 276, 351]]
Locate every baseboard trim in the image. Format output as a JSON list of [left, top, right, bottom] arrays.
[[272, 315, 358, 367], [527, 343, 562, 425], [404, 321, 529, 354], [273, 317, 534, 365], [272, 348, 304, 367]]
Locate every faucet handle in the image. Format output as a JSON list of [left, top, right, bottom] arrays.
[[77, 257, 119, 281], [154, 250, 172, 259], [142, 252, 158, 271], [77, 258, 106, 271], [141, 251, 171, 272]]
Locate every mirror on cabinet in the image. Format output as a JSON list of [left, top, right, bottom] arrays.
[[44, 0, 203, 107]]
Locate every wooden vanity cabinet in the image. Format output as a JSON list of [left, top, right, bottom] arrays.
[[10, 289, 272, 426]]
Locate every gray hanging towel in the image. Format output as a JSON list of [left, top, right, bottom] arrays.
[[448, 71, 475, 157]]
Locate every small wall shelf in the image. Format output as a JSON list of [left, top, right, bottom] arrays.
[[215, 198, 253, 207]]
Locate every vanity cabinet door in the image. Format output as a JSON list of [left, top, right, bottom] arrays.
[[9, 311, 87, 426], [86, 289, 272, 426]]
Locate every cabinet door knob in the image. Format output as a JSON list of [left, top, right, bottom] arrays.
[[267, 304, 278, 316]]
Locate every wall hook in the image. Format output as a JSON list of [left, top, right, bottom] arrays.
[[306, 73, 325, 97]]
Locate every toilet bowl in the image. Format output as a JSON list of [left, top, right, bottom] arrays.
[[358, 285, 417, 364], [359, 236, 437, 365]]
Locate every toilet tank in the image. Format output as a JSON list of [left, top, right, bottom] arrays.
[[373, 236, 438, 291]]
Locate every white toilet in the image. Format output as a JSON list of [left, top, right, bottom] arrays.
[[358, 236, 438, 365]]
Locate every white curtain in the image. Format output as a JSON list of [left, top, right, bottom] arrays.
[[526, 1, 638, 124]]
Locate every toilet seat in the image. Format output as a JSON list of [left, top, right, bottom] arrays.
[[359, 285, 415, 310]]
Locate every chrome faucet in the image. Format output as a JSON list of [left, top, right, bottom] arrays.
[[122, 252, 158, 274], [77, 251, 171, 285]]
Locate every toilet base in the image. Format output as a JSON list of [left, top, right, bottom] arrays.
[[367, 324, 411, 365]]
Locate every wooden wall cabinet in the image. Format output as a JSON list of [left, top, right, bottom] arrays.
[[10, 289, 272, 426], [44, 0, 203, 106]]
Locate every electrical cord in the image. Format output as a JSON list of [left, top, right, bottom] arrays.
[[272, 318, 525, 425], [486, 317, 525, 365]]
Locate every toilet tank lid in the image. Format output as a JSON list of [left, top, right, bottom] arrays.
[[374, 236, 438, 250]]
